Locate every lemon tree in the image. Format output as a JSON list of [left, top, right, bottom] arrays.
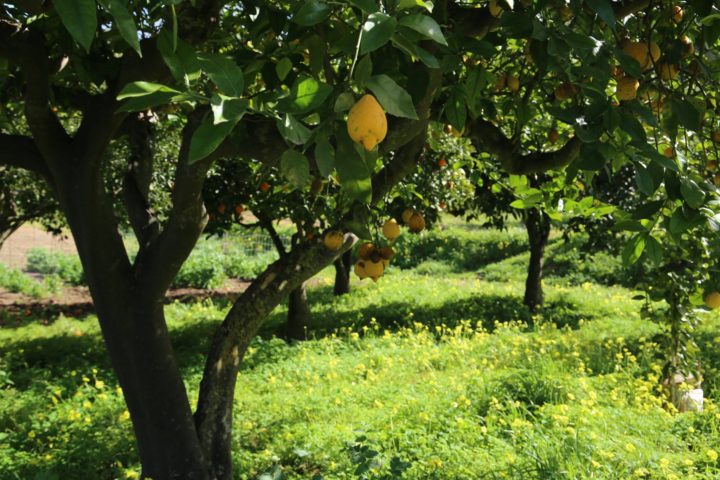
[[2, 0, 720, 477]]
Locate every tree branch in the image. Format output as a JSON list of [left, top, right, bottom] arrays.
[[122, 114, 161, 250], [468, 119, 582, 175], [194, 233, 356, 475], [133, 107, 218, 298], [0, 134, 51, 179]]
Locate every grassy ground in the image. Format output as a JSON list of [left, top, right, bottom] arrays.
[[1, 220, 720, 479]]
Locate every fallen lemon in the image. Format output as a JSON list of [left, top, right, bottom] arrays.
[[347, 94, 387, 151]]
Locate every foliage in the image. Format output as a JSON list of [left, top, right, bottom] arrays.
[[0, 263, 59, 299], [25, 249, 85, 286]]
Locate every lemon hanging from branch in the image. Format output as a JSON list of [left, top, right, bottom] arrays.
[[347, 94, 387, 151]]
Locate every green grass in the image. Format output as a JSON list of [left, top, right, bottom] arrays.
[[2, 222, 720, 479]]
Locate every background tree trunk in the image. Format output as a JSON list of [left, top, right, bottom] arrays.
[[523, 208, 551, 311], [286, 281, 311, 340], [333, 249, 352, 295]]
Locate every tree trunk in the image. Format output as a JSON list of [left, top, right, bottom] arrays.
[[60, 181, 210, 479], [523, 208, 551, 312], [286, 281, 311, 340], [333, 249, 352, 295], [194, 238, 354, 479]]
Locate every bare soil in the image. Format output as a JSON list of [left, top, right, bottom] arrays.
[[0, 225, 251, 319]]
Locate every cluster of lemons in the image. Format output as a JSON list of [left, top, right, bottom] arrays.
[[323, 208, 426, 282], [323, 94, 426, 281]]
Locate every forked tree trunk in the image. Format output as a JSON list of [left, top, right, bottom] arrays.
[[286, 281, 311, 340], [333, 249, 352, 295], [523, 208, 551, 311]]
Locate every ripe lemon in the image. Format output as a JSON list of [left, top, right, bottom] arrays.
[[548, 129, 559, 144], [382, 219, 401, 241], [657, 63, 679, 81], [364, 260, 385, 282], [379, 246, 394, 268], [623, 41, 659, 70], [680, 35, 694, 58], [358, 242, 375, 260], [354, 261, 368, 280], [347, 94, 387, 151], [489, 0, 503, 18], [705, 292, 720, 309], [616, 77, 639, 101], [672, 5, 683, 24], [408, 212, 426, 233], [494, 74, 507, 92], [554, 83, 577, 101], [401, 208, 415, 224], [663, 147, 674, 158], [323, 231, 344, 251], [506, 75, 520, 93]]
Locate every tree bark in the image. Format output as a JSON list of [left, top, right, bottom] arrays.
[[523, 208, 551, 311], [56, 165, 210, 479], [194, 237, 354, 479], [286, 281, 311, 340], [333, 249, 352, 296]]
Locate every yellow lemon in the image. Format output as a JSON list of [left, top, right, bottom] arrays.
[[323, 231, 344, 251], [408, 212, 426, 233], [354, 261, 368, 280], [657, 63, 679, 81], [382, 219, 401, 241], [347, 94, 387, 151], [364, 260, 385, 282], [616, 77, 639, 101], [705, 292, 720, 309]]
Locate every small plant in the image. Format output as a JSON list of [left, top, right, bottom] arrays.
[[0, 263, 49, 298], [25, 248, 85, 285]]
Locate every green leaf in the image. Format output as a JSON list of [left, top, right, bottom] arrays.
[[277, 76, 333, 114], [348, 0, 378, 13], [586, 0, 615, 30], [276, 114, 312, 145], [117, 81, 180, 99], [210, 95, 248, 124], [397, 14, 447, 46], [334, 93, 356, 112], [635, 164, 659, 196], [54, 0, 97, 52], [198, 54, 244, 97], [280, 150, 311, 188], [315, 139, 335, 177], [360, 13, 397, 54], [354, 55, 373, 88], [622, 233, 646, 265], [99, 0, 141, 56], [445, 89, 466, 132], [157, 31, 201, 84], [398, 0, 431, 10], [117, 91, 188, 112], [619, 112, 647, 144], [644, 235, 664, 266], [365, 75, 418, 119], [671, 97, 702, 132], [336, 129, 372, 202], [188, 116, 237, 164], [276, 58, 293, 81], [293, 0, 332, 26], [680, 178, 706, 209]]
